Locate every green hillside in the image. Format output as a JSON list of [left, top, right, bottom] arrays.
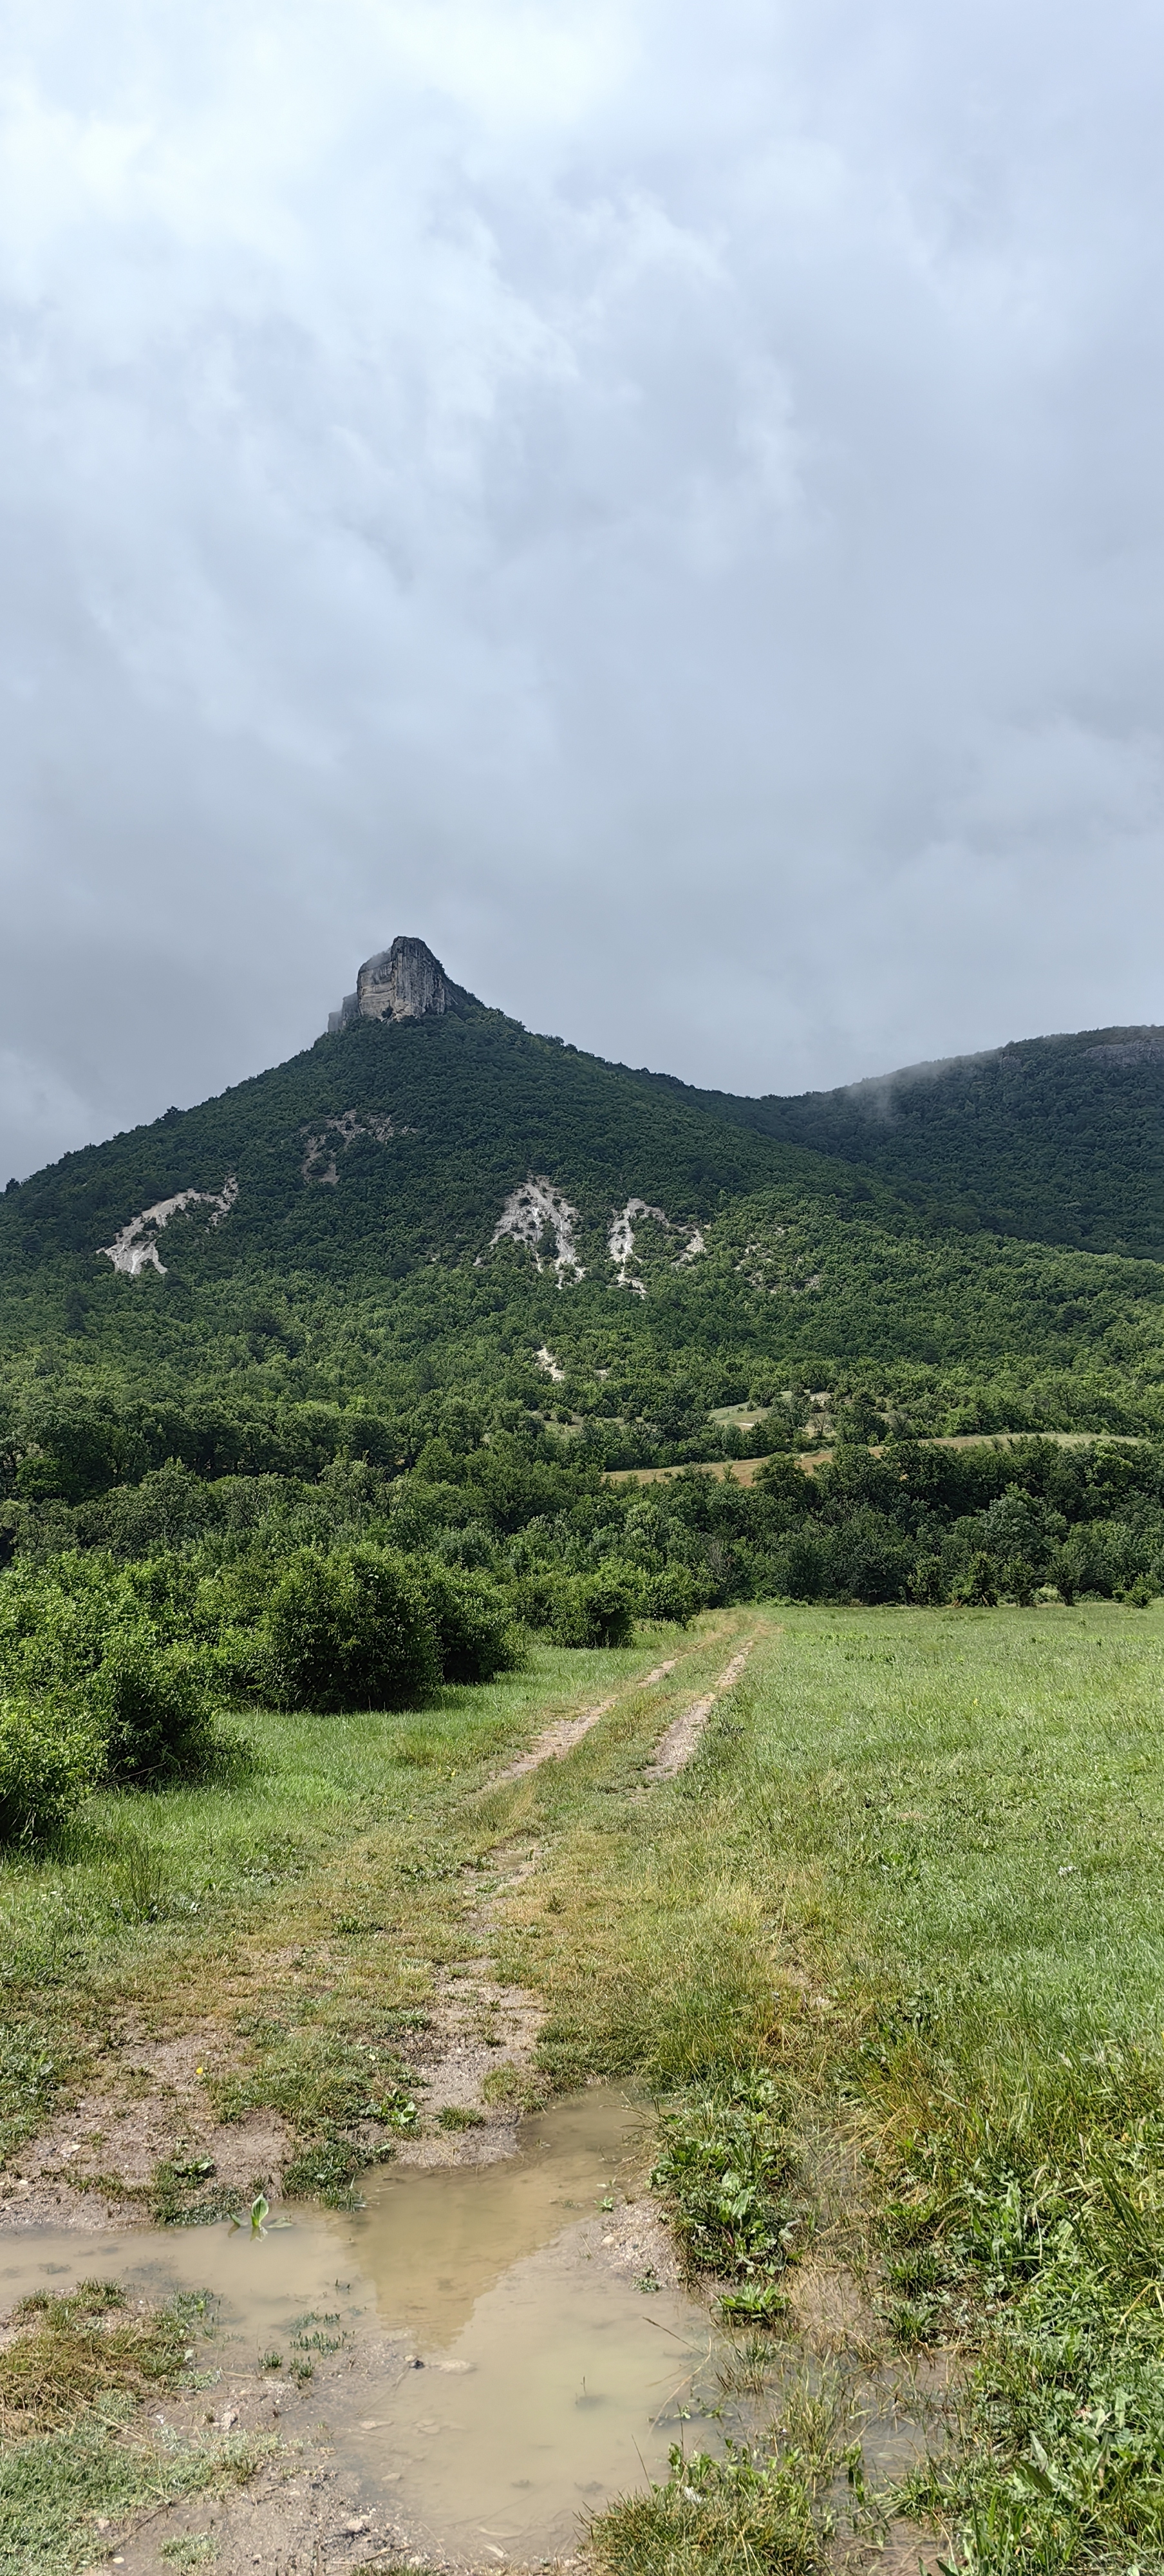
[[0, 998, 872, 1294], [6, 965, 1164, 2576], [2, 978, 1164, 1508], [3, 971, 1164, 1513], [1, 947, 1164, 1742], [641, 1026, 1164, 1258]]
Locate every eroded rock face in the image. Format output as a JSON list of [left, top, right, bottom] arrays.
[[328, 937, 453, 1032], [99, 1177, 238, 1278], [485, 1178, 585, 1283]]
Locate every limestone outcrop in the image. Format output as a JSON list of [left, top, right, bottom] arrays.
[[99, 1177, 238, 1278], [485, 1179, 585, 1283], [328, 937, 464, 1033]]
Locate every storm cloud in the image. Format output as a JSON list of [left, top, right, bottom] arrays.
[[3, 0, 1163, 1177]]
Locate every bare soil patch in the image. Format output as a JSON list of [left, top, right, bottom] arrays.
[[642, 1641, 756, 1781], [492, 1654, 683, 1785], [0, 2022, 290, 2231]]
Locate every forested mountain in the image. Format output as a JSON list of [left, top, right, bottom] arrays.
[[641, 1027, 1164, 1259], [2, 943, 1164, 1527]]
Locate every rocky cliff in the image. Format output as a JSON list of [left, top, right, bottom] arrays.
[[327, 936, 469, 1033]]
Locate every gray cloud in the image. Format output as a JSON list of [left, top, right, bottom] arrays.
[[2, 0, 1163, 1175]]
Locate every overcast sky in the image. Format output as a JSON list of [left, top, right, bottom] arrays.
[[3, 0, 1163, 1178]]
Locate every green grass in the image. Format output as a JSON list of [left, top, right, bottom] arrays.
[[0, 2283, 270, 2576], [8, 1601, 1164, 2568], [500, 1604, 1164, 2075], [0, 2279, 187, 2434], [0, 1630, 699, 2183], [749, 1604, 1164, 2041], [518, 1603, 1164, 2572], [0, 2419, 271, 2576], [588, 2435, 830, 2576]]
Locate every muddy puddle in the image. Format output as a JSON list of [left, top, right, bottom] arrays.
[[0, 2088, 725, 2563], [1, 2085, 939, 2568]]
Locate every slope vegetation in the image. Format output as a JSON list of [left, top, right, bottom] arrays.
[[2, 999, 1164, 1517], [641, 1025, 1164, 1258]]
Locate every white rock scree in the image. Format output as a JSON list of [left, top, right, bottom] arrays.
[[98, 1176, 238, 1277]]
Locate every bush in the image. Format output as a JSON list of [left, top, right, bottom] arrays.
[[0, 1695, 100, 1842], [826, 1510, 914, 1605], [90, 1624, 218, 1785], [769, 1530, 827, 1602], [952, 1549, 999, 1607], [507, 1569, 562, 1631], [417, 1564, 524, 1683], [267, 1545, 438, 1712], [0, 1551, 119, 1696], [550, 1569, 636, 1649], [636, 1565, 700, 1625]]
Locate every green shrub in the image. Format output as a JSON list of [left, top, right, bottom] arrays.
[[550, 1568, 636, 1649], [267, 1545, 438, 1712], [417, 1562, 525, 1683], [0, 1696, 100, 1842], [89, 1625, 218, 1785], [507, 1569, 563, 1632], [201, 1622, 274, 1701], [769, 1530, 827, 1602], [636, 1565, 699, 1625], [0, 1551, 120, 1696], [952, 1549, 999, 1607]]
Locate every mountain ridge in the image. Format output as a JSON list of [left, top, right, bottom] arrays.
[[632, 1021, 1164, 1259], [2, 944, 1163, 1496], [10, 938, 1162, 1265]]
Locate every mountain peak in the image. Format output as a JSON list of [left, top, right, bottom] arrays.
[[327, 936, 458, 1034]]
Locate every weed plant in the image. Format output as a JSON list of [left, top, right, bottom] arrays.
[[588, 2389, 853, 2576], [650, 2070, 799, 2318]]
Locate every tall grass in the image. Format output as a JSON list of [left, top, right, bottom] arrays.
[[493, 1604, 1164, 2568]]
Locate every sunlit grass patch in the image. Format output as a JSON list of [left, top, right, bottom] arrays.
[[0, 2279, 270, 2576], [0, 2280, 191, 2435], [0, 2414, 273, 2576], [588, 2408, 846, 2576]]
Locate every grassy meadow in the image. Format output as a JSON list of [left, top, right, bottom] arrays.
[[3, 1601, 1164, 2570]]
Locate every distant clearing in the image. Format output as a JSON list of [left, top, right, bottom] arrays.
[[604, 1426, 1145, 1485]]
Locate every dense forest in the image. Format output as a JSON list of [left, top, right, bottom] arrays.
[[3, 1003, 1164, 1490], [644, 1024, 1164, 1258]]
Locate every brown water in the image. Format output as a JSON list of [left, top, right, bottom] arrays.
[[0, 2088, 729, 2564], [1, 2086, 937, 2565]]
